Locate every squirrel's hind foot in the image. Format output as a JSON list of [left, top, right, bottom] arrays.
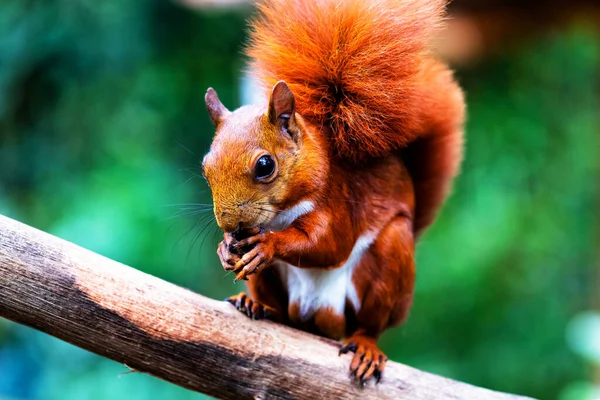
[[339, 335, 387, 386], [225, 292, 276, 321]]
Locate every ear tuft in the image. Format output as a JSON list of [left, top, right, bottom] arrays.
[[205, 88, 230, 127], [268, 81, 295, 124]]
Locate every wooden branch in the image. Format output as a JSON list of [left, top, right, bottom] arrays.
[[0, 214, 531, 400]]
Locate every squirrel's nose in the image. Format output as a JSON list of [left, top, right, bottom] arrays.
[[215, 202, 252, 232]]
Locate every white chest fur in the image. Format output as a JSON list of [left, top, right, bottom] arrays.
[[275, 232, 377, 321], [264, 200, 315, 232]]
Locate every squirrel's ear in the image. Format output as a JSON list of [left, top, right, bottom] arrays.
[[268, 81, 298, 140], [205, 88, 230, 127], [268, 81, 295, 124]]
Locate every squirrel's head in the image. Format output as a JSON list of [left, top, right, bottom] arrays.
[[202, 81, 327, 233]]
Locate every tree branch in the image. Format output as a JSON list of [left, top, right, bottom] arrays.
[[0, 214, 531, 399]]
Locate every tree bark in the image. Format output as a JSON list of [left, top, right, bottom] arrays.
[[0, 214, 532, 400]]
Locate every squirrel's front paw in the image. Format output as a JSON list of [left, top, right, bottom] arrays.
[[230, 233, 275, 281], [217, 235, 241, 271]]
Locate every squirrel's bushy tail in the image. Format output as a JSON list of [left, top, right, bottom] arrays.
[[247, 0, 464, 234], [247, 0, 446, 160]]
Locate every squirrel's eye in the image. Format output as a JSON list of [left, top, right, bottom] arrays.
[[254, 155, 276, 181]]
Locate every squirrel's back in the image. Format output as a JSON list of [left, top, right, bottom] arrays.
[[247, 0, 464, 235]]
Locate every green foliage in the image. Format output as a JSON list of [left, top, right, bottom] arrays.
[[0, 1, 598, 399]]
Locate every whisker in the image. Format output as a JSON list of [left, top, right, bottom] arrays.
[[161, 208, 214, 222], [255, 207, 282, 215], [255, 201, 282, 206], [199, 216, 219, 253], [160, 204, 213, 221], [223, 270, 235, 279], [174, 206, 214, 212], [212, 220, 222, 243], [175, 141, 197, 157], [179, 167, 202, 174], [159, 203, 214, 208], [180, 174, 199, 187], [186, 216, 217, 262], [173, 213, 214, 252]]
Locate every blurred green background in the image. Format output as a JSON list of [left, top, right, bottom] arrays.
[[0, 1, 599, 399]]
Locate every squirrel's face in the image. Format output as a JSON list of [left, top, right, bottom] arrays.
[[202, 81, 324, 233]]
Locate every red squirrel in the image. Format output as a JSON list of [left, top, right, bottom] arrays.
[[201, 0, 464, 385]]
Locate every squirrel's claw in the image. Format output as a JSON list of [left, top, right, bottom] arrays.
[[339, 342, 357, 355], [233, 255, 267, 281], [230, 234, 275, 281], [225, 292, 276, 320], [339, 336, 387, 386]]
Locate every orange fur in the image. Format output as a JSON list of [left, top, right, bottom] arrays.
[[204, 0, 465, 384], [247, 0, 464, 234]]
